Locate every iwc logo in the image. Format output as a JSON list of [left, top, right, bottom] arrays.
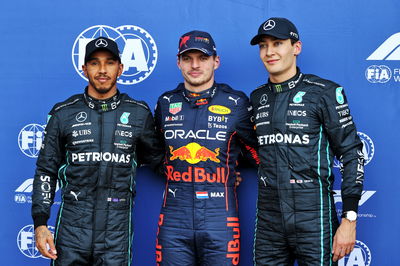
[[338, 240, 372, 266], [72, 25, 158, 85], [334, 131, 374, 168]]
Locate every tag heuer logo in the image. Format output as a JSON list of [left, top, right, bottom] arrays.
[[169, 102, 182, 115]]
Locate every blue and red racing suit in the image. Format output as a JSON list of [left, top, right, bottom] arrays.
[[154, 82, 258, 265]]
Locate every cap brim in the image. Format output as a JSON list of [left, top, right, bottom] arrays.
[[177, 48, 215, 56], [250, 33, 293, 45]]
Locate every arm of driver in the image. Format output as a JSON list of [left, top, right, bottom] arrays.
[[35, 225, 57, 260], [332, 219, 356, 262]]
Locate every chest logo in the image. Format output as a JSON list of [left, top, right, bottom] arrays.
[[120, 112, 130, 124], [169, 142, 220, 164], [259, 94, 268, 105], [293, 91, 306, 103], [169, 102, 182, 114], [336, 87, 345, 104], [208, 105, 231, 115]]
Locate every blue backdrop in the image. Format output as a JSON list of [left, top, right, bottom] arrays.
[[1, 0, 398, 265]]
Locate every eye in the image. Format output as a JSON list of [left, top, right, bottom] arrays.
[[200, 56, 209, 61], [259, 44, 267, 49], [274, 41, 283, 46]]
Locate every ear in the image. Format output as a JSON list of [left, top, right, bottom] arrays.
[[82, 65, 88, 77], [294, 41, 302, 56], [177, 57, 181, 69], [118, 63, 124, 77], [214, 56, 220, 70]]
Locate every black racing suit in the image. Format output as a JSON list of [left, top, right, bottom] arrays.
[[154, 83, 259, 266], [250, 70, 364, 266], [31, 89, 162, 266]]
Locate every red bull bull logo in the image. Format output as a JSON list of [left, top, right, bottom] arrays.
[[165, 165, 226, 183], [169, 142, 220, 164]]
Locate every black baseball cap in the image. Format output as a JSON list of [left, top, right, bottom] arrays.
[[177, 30, 217, 56], [84, 37, 121, 63], [250, 17, 299, 45]]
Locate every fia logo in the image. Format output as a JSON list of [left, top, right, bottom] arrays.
[[72, 25, 158, 85], [365, 65, 392, 83], [18, 124, 45, 158], [338, 240, 372, 266], [17, 224, 55, 259], [334, 131, 374, 168]]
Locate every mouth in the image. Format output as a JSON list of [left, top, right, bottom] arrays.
[[95, 76, 111, 83], [266, 59, 279, 65], [188, 71, 202, 78]]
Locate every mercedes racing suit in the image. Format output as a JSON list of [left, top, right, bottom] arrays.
[[32, 88, 162, 265], [251, 70, 364, 265], [154, 83, 258, 265]]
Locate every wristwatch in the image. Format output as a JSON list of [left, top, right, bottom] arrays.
[[341, 211, 357, 222]]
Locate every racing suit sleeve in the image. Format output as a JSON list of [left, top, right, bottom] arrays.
[[152, 100, 166, 176], [318, 86, 364, 213], [31, 113, 65, 229], [235, 95, 259, 168], [136, 107, 164, 170]]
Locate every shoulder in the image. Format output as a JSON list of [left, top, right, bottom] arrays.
[[156, 84, 184, 103], [217, 83, 248, 99], [120, 93, 150, 111], [302, 74, 340, 91], [250, 83, 268, 99], [49, 94, 83, 115]]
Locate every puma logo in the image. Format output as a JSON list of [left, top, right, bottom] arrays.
[[228, 96, 240, 105], [168, 188, 177, 198], [70, 191, 81, 201], [163, 95, 173, 103]]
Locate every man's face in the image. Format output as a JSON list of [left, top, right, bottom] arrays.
[[177, 50, 220, 90], [82, 50, 123, 98], [258, 36, 301, 81]]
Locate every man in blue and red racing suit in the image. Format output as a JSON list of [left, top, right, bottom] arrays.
[[249, 18, 365, 265], [32, 37, 162, 265], [154, 30, 259, 265]]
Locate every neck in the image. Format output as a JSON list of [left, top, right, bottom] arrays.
[[184, 79, 214, 93], [87, 85, 117, 100], [269, 66, 297, 83]]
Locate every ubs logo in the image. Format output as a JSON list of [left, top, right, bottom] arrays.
[[72, 25, 158, 85]]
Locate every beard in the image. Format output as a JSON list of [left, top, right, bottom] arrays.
[[183, 72, 213, 88], [88, 75, 117, 95]]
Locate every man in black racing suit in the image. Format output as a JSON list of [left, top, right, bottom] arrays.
[[154, 30, 259, 265], [31, 37, 162, 265], [249, 18, 365, 265]]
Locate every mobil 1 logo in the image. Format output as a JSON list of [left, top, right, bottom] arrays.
[[72, 25, 158, 85]]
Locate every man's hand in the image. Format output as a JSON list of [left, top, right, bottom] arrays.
[[35, 225, 57, 260], [332, 219, 356, 262]]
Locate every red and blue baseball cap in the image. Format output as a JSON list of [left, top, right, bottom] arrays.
[[177, 30, 217, 56]]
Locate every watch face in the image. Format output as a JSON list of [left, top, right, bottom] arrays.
[[347, 211, 357, 221]]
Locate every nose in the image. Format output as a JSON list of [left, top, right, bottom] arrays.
[[191, 58, 200, 69], [99, 62, 107, 73]]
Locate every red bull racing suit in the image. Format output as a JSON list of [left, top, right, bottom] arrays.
[[31, 89, 162, 265], [154, 83, 258, 265], [250, 69, 365, 265]]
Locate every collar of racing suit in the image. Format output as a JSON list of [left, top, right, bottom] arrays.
[[83, 86, 122, 112], [181, 83, 218, 107], [268, 67, 303, 93]]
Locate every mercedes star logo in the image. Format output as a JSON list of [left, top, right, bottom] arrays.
[[95, 38, 108, 48], [260, 94, 268, 105], [263, 20, 276, 31], [76, 112, 88, 122]]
